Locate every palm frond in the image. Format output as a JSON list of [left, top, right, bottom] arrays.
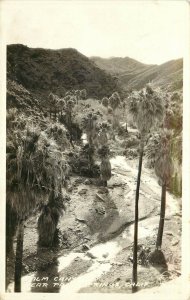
[[7, 122, 69, 220]]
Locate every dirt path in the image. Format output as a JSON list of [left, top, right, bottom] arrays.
[[7, 154, 181, 293]]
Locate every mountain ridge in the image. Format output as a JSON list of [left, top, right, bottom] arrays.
[[7, 44, 120, 100], [91, 56, 183, 91]]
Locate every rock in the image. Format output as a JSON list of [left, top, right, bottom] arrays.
[[165, 231, 173, 236], [111, 181, 124, 187], [95, 207, 106, 215], [74, 178, 84, 184], [97, 187, 109, 194], [78, 188, 87, 195], [76, 215, 87, 223], [81, 244, 90, 251], [172, 239, 179, 246], [115, 277, 121, 282], [84, 179, 91, 185], [174, 212, 182, 217], [62, 233, 68, 240], [67, 186, 73, 192], [128, 256, 133, 263], [86, 252, 97, 259], [74, 257, 80, 261], [102, 253, 109, 258]]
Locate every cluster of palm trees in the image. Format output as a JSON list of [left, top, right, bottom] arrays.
[[81, 113, 112, 185], [48, 89, 87, 120], [127, 85, 174, 292], [101, 92, 122, 139]]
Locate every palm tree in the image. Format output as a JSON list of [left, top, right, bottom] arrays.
[[14, 220, 24, 292], [98, 127, 108, 146], [48, 93, 54, 118], [37, 187, 67, 247], [100, 158, 111, 187], [65, 98, 75, 133], [154, 131, 173, 249], [101, 97, 109, 109], [58, 98, 66, 116], [128, 85, 163, 292], [82, 112, 97, 146], [48, 93, 60, 120], [98, 145, 111, 187], [122, 99, 129, 133], [6, 115, 68, 291], [81, 113, 97, 173], [80, 89, 87, 100], [109, 92, 121, 130], [74, 90, 80, 104]]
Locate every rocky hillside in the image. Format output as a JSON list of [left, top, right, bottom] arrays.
[[91, 56, 183, 91], [7, 44, 119, 100]]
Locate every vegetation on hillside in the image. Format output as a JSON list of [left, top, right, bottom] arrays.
[[7, 44, 119, 100]]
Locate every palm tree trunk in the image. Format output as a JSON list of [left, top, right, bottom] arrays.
[[14, 220, 24, 292], [156, 184, 166, 249], [68, 112, 72, 130], [132, 147, 143, 293], [113, 111, 119, 130], [125, 122, 128, 133], [88, 154, 94, 173]]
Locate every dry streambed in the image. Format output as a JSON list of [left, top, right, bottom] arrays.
[[7, 155, 181, 293]]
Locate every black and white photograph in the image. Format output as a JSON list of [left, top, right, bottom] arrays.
[[0, 0, 190, 299]]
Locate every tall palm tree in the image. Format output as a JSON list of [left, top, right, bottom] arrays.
[[128, 85, 163, 292], [48, 93, 54, 118], [98, 145, 111, 187], [74, 90, 80, 105], [64, 98, 75, 141], [122, 99, 128, 132], [14, 220, 24, 292], [58, 98, 66, 116], [98, 127, 108, 146], [81, 113, 97, 173], [154, 131, 173, 249], [6, 114, 68, 291], [82, 113, 97, 145], [109, 92, 121, 130], [100, 158, 111, 187], [48, 93, 60, 120]]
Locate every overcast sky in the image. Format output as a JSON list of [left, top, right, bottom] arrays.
[[1, 0, 187, 65]]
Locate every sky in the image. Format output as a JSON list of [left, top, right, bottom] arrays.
[[1, 0, 188, 65]]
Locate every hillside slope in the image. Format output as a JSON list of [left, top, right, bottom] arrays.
[[7, 44, 119, 100], [91, 56, 183, 91], [91, 56, 153, 75]]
